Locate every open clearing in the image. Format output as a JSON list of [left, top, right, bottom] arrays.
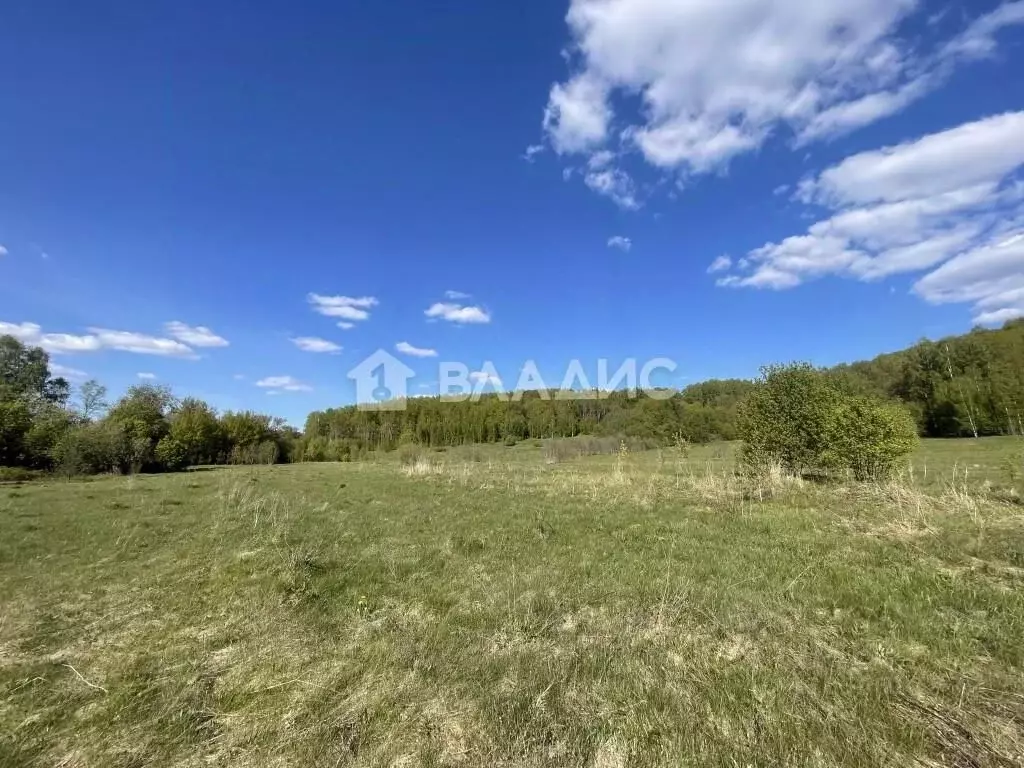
[[2, 439, 1023, 767]]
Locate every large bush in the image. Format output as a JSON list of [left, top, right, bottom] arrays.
[[824, 396, 920, 480], [739, 363, 918, 480]]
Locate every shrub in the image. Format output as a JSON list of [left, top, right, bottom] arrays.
[[824, 396, 919, 480], [155, 435, 188, 472], [51, 422, 132, 476], [739, 363, 918, 480]]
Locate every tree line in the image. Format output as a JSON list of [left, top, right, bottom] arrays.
[[827, 318, 1024, 437], [2, 318, 1022, 475], [0, 335, 299, 476]]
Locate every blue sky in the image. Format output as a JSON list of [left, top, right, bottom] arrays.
[[2, 0, 1024, 425]]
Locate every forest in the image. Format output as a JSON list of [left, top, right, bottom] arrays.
[[1, 319, 1022, 475]]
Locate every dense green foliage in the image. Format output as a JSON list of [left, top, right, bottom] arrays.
[[0, 335, 297, 475], [739, 364, 919, 479], [829, 319, 1024, 437], [301, 382, 753, 457]]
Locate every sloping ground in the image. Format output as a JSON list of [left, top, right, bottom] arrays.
[[1, 443, 1022, 767]]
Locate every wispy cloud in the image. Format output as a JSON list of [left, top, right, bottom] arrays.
[[89, 328, 197, 357], [0, 245, 7, 256], [164, 321, 229, 347], [395, 341, 438, 358], [137, 372, 157, 380], [291, 336, 342, 354], [50, 363, 88, 381], [707, 255, 732, 274], [444, 290, 471, 300], [607, 235, 632, 252], [255, 375, 312, 393], [522, 144, 545, 162], [425, 302, 492, 324], [308, 294, 378, 322]]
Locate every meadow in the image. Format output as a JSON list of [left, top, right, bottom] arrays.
[[1, 438, 1023, 767]]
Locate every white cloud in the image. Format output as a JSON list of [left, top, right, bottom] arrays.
[[707, 255, 732, 273], [913, 235, 1024, 322], [803, 112, 1024, 207], [607, 235, 632, 252], [523, 144, 545, 162], [795, 76, 933, 145], [0, 321, 198, 357], [50, 363, 88, 381], [539, 0, 1024, 203], [307, 294, 378, 322], [0, 245, 7, 256], [336, 322, 355, 330], [233, 373, 246, 381], [256, 375, 312, 393], [164, 321, 229, 347], [543, 72, 611, 154], [291, 336, 342, 354], [941, 1, 1024, 61], [0, 322, 101, 353], [444, 290, 471, 300], [716, 112, 1024, 324], [395, 341, 438, 358], [88, 328, 196, 357], [584, 167, 640, 209], [137, 372, 157, 380], [425, 302, 492, 324]]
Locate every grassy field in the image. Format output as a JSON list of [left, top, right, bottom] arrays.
[[2, 438, 1023, 767]]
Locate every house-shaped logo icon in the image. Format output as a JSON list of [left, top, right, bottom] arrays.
[[347, 349, 416, 411]]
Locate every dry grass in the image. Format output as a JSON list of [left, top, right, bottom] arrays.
[[1, 439, 1023, 766]]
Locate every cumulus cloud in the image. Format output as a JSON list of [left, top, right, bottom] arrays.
[[164, 321, 229, 347], [137, 372, 157, 380], [395, 341, 438, 358], [425, 302, 492, 324], [256, 375, 312, 393], [291, 336, 342, 354], [538, 0, 1024, 204], [716, 111, 1024, 325], [607, 235, 632, 252], [308, 294, 378, 322], [336, 322, 355, 330]]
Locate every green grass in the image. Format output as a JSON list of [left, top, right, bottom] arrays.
[[2, 438, 1023, 766]]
